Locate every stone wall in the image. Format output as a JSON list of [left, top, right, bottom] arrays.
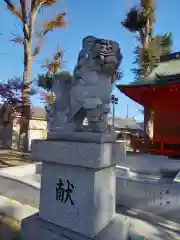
[[116, 176, 180, 221], [1, 163, 180, 222], [0, 164, 40, 208]]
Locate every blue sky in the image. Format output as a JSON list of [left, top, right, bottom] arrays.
[[0, 0, 180, 121]]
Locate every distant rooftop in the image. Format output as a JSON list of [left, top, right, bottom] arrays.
[[26, 107, 141, 130], [108, 116, 140, 130], [72, 116, 140, 130], [0, 104, 141, 130], [32, 108, 140, 130]]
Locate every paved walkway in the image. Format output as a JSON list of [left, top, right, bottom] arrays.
[[123, 153, 180, 173], [0, 150, 33, 169], [1, 194, 180, 240], [117, 206, 180, 240]]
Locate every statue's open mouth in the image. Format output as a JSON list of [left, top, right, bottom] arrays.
[[101, 54, 118, 66], [100, 53, 116, 60], [100, 54, 118, 74]]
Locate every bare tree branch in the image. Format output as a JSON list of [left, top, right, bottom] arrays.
[[31, 0, 56, 13], [38, 0, 56, 7], [41, 51, 64, 73], [31, 0, 37, 11], [29, 1, 45, 40], [19, 0, 27, 22], [42, 12, 67, 35], [10, 33, 24, 44], [30, 0, 57, 42], [19, 0, 30, 40], [3, 0, 22, 21], [32, 36, 43, 56], [32, 11, 67, 56]]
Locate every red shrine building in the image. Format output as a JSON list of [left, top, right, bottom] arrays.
[[117, 52, 180, 156]]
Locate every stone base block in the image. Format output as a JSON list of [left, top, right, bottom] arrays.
[[32, 138, 121, 168], [39, 163, 116, 238], [47, 131, 117, 143], [21, 213, 130, 240]]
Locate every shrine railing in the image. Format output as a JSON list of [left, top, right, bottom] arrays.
[[131, 138, 180, 157]]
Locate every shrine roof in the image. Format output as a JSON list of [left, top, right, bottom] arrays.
[[116, 52, 180, 109], [117, 52, 180, 88]]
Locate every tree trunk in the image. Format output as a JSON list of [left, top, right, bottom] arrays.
[[144, 108, 153, 139], [19, 41, 32, 152], [142, 19, 154, 142]]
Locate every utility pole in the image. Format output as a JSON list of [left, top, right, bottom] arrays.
[[126, 104, 129, 118], [111, 95, 118, 128]]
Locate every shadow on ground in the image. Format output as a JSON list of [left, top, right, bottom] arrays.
[[1, 203, 180, 240], [117, 205, 180, 240], [0, 150, 34, 168]]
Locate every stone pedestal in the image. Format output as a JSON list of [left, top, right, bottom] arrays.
[[21, 133, 130, 239]]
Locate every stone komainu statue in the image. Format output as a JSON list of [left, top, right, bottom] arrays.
[[46, 36, 122, 133]]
